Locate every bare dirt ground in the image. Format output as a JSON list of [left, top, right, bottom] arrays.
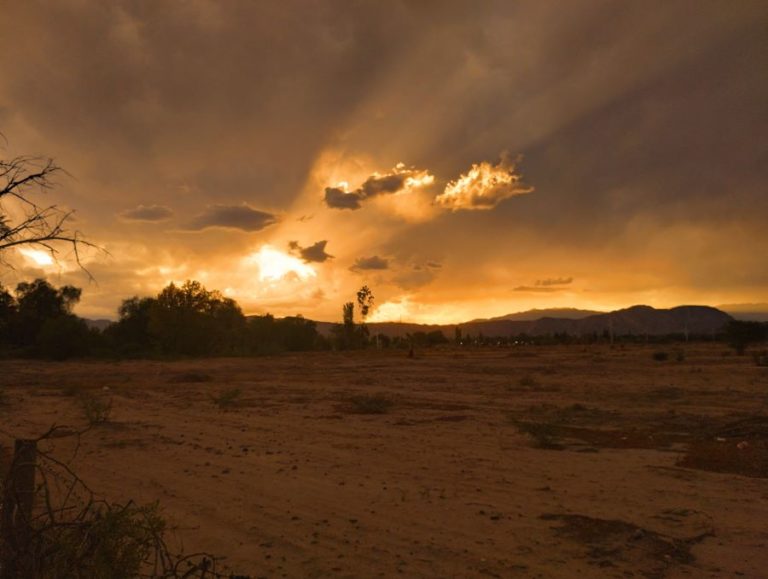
[[1, 344, 767, 578]]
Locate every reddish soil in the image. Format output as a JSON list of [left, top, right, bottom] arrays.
[[1, 344, 767, 577]]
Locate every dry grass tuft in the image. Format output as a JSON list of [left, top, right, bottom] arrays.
[[78, 392, 113, 425], [210, 388, 242, 410], [344, 395, 394, 415]]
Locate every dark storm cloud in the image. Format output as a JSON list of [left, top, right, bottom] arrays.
[[324, 165, 433, 210], [1, 0, 766, 316], [118, 204, 173, 222], [536, 277, 572, 287], [0, 1, 433, 212], [360, 173, 409, 197], [185, 204, 277, 232], [351, 255, 389, 271], [289, 240, 333, 263], [324, 187, 363, 210]]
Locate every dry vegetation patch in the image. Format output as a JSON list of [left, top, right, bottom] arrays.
[[77, 391, 113, 425], [339, 394, 395, 414], [541, 513, 710, 578], [512, 420, 678, 451], [209, 387, 243, 410], [677, 416, 768, 478], [168, 372, 213, 384]]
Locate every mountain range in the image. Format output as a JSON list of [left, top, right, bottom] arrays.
[[314, 305, 734, 339], [86, 304, 756, 337]]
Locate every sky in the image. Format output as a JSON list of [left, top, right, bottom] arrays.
[[1, 0, 766, 323]]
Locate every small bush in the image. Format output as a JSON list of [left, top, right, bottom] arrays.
[[347, 395, 394, 414], [78, 392, 112, 425], [32, 501, 165, 579], [62, 384, 81, 397], [168, 372, 213, 384], [519, 375, 539, 388], [753, 351, 768, 367], [674, 349, 686, 362], [512, 420, 564, 450], [652, 351, 669, 362], [3, 429, 248, 578], [210, 388, 242, 410]]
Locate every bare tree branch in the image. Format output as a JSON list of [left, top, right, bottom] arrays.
[[0, 154, 106, 280]]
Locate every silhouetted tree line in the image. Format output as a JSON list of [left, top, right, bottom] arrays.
[[0, 279, 326, 359], [455, 320, 768, 352], [1, 278, 765, 360], [0, 279, 92, 359], [724, 320, 768, 355]]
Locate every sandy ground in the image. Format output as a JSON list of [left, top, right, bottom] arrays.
[[1, 344, 767, 578]]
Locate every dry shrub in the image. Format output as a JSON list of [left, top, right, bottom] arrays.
[[1, 429, 250, 578], [540, 513, 709, 577], [518, 375, 539, 388], [346, 395, 394, 415], [511, 420, 564, 450], [25, 501, 166, 578], [753, 351, 768, 367], [210, 388, 242, 410], [168, 372, 213, 384], [78, 392, 112, 425], [678, 417, 768, 478], [61, 384, 82, 397], [678, 440, 768, 478]]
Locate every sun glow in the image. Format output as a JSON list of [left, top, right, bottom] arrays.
[[245, 245, 316, 282], [403, 171, 435, 190], [19, 248, 55, 267]]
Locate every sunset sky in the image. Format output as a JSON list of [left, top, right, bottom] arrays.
[[1, 1, 766, 323]]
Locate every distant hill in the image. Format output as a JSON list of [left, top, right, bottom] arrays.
[[461, 305, 732, 337], [719, 303, 768, 322], [316, 305, 733, 338], [469, 308, 602, 323]]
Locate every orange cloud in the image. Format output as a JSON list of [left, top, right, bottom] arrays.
[[435, 154, 533, 210]]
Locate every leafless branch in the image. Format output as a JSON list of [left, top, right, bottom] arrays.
[[0, 155, 106, 280]]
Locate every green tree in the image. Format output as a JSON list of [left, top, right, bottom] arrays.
[[104, 296, 157, 355], [356, 286, 374, 320], [725, 320, 767, 355], [148, 280, 245, 356], [332, 301, 361, 350], [11, 278, 82, 349], [37, 315, 91, 360], [342, 301, 355, 327], [247, 314, 279, 354], [0, 283, 17, 348]]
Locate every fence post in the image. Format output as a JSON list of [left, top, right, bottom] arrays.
[[1, 439, 38, 579]]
